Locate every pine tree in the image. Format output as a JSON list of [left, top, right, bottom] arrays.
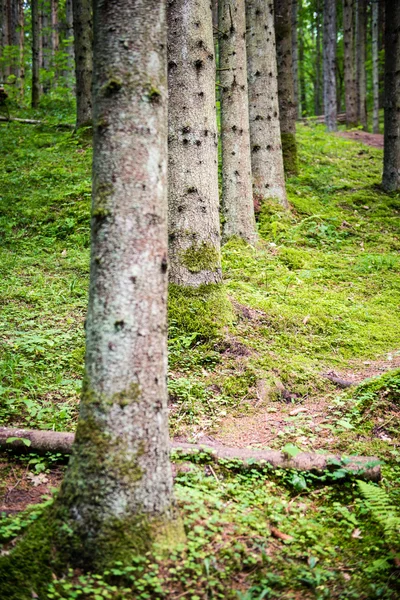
[[372, 0, 379, 133], [323, 0, 337, 131], [72, 0, 92, 127], [219, 0, 256, 243], [343, 0, 358, 126], [31, 0, 41, 108], [246, 0, 288, 208], [167, 0, 222, 286], [356, 0, 367, 129]]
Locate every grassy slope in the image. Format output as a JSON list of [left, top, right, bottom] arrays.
[[1, 118, 400, 598]]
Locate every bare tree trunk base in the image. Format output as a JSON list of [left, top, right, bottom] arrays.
[[0, 427, 381, 481]]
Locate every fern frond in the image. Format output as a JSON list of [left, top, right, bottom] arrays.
[[357, 480, 400, 545]]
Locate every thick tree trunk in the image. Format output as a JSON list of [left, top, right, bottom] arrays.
[[382, 0, 400, 192], [314, 0, 322, 116], [274, 0, 298, 176], [72, 0, 92, 128], [343, 0, 358, 126], [31, 0, 41, 108], [356, 0, 367, 129], [167, 0, 222, 286], [323, 0, 337, 131], [246, 0, 288, 208], [372, 0, 379, 133], [219, 0, 256, 243], [53, 0, 182, 570], [291, 0, 300, 118]]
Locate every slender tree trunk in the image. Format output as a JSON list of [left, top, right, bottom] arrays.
[[314, 0, 322, 116], [372, 0, 379, 133], [51, 0, 59, 58], [72, 0, 92, 128], [17, 0, 23, 93], [274, 0, 298, 176], [299, 0, 306, 116], [41, 0, 51, 92], [167, 0, 222, 286], [64, 0, 74, 87], [31, 0, 41, 108], [292, 0, 300, 118], [356, 0, 367, 129], [246, 0, 288, 208], [53, 0, 183, 570], [323, 0, 337, 131], [343, 0, 357, 126], [378, 0, 384, 109], [382, 0, 400, 192], [219, 0, 256, 243], [1, 0, 10, 78]]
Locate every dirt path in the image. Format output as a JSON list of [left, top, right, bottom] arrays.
[[336, 130, 383, 149], [196, 350, 400, 452]]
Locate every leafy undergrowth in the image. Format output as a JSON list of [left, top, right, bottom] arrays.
[[1, 113, 400, 597]]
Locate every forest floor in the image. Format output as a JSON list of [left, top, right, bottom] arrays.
[[0, 113, 400, 599], [336, 130, 384, 149]]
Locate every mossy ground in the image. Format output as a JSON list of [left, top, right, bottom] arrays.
[[1, 112, 400, 598]]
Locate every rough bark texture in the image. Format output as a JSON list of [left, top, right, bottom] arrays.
[[219, 0, 256, 243], [382, 0, 400, 192], [323, 0, 337, 131], [378, 0, 384, 109], [72, 0, 92, 128], [1, 0, 10, 78], [64, 0, 75, 86], [356, 0, 367, 129], [0, 427, 382, 482], [343, 0, 358, 126], [41, 1, 50, 91], [51, 0, 59, 57], [31, 0, 41, 108], [274, 0, 298, 175], [246, 0, 287, 208], [291, 0, 300, 118], [372, 0, 379, 133], [299, 0, 306, 115], [52, 0, 180, 569], [167, 0, 222, 286]]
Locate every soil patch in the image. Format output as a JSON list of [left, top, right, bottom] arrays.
[[336, 130, 383, 149]]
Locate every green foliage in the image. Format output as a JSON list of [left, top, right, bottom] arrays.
[[357, 480, 400, 548]]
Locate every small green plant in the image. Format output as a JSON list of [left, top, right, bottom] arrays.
[[357, 480, 400, 547]]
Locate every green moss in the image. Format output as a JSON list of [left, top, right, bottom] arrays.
[[146, 83, 162, 103], [92, 182, 113, 219], [168, 283, 233, 341], [281, 132, 298, 176], [180, 242, 221, 273], [100, 77, 123, 96]]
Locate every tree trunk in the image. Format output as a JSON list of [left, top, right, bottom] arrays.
[[372, 0, 379, 133], [274, 0, 298, 176], [323, 0, 337, 131], [378, 0, 384, 109], [246, 0, 288, 208], [64, 0, 74, 87], [356, 0, 367, 129], [219, 0, 256, 243], [53, 0, 183, 570], [382, 0, 400, 192], [41, 0, 51, 92], [72, 0, 92, 128], [1, 0, 10, 78], [299, 0, 306, 115], [51, 0, 59, 58], [167, 0, 222, 286], [292, 0, 300, 118], [314, 0, 322, 116], [343, 0, 358, 126], [31, 0, 41, 108]]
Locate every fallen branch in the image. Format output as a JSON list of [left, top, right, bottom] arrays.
[[0, 116, 74, 129], [0, 427, 381, 481], [300, 113, 346, 125]]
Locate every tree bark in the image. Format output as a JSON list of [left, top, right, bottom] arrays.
[[51, 0, 59, 58], [246, 0, 288, 208], [219, 0, 256, 243], [31, 0, 41, 108], [356, 0, 367, 129], [372, 0, 379, 133], [63, 0, 74, 87], [0, 427, 382, 482], [72, 0, 92, 128], [1, 0, 10, 78], [323, 0, 337, 131], [41, 0, 51, 91], [378, 0, 384, 109], [274, 0, 298, 176], [291, 0, 300, 118], [52, 0, 182, 570], [343, 0, 358, 126], [167, 0, 222, 286], [382, 0, 400, 192], [314, 0, 322, 116], [299, 0, 306, 115]]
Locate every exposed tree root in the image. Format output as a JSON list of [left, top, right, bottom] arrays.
[[0, 427, 381, 481]]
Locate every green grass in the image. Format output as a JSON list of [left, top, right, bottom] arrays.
[[1, 116, 400, 598]]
